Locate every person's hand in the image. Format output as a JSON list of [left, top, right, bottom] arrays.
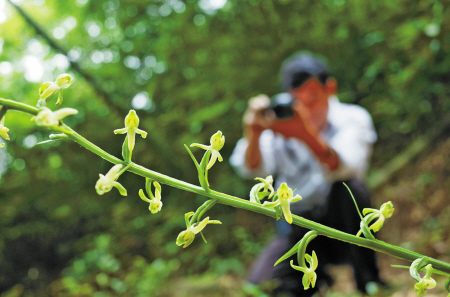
[[270, 103, 319, 140], [243, 94, 274, 136]]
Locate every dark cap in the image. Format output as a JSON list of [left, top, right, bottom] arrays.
[[281, 53, 331, 91]]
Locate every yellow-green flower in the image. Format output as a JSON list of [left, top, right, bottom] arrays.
[[114, 110, 147, 152], [35, 107, 78, 128], [414, 264, 436, 296], [262, 183, 302, 224], [176, 212, 221, 248], [139, 181, 162, 214], [290, 251, 318, 290], [39, 73, 74, 105], [95, 164, 127, 196], [357, 201, 395, 236], [0, 123, 10, 140], [250, 175, 275, 203], [190, 130, 225, 170]]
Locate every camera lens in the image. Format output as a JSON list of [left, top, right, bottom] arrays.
[[269, 93, 294, 119]]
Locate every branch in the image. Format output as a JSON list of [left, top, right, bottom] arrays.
[[2, 97, 450, 275]]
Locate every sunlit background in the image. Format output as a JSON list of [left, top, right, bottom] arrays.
[[0, 0, 449, 296]]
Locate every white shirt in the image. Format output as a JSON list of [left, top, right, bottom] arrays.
[[229, 96, 377, 212]]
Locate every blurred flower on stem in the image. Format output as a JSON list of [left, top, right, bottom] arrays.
[[139, 180, 163, 214], [290, 251, 318, 290], [35, 107, 78, 132], [190, 130, 225, 170], [95, 164, 127, 196], [176, 212, 221, 248], [262, 182, 302, 224], [250, 175, 275, 203], [39, 73, 74, 105], [114, 110, 147, 153], [357, 201, 395, 236], [0, 123, 10, 140], [414, 264, 436, 296]]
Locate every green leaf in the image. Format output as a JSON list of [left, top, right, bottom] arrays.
[[275, 206, 283, 220], [122, 135, 131, 162], [274, 230, 318, 267], [184, 145, 210, 191]]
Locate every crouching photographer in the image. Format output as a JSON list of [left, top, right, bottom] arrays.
[[230, 52, 386, 296]]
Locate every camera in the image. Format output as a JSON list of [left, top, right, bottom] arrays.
[[268, 92, 295, 120]]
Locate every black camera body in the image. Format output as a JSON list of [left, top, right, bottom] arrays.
[[268, 92, 295, 120]]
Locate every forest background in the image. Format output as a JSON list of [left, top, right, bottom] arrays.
[[0, 0, 449, 296]]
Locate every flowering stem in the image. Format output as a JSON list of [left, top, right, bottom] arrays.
[[2, 97, 450, 275]]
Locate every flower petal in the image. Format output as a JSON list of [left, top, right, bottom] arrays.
[[52, 108, 78, 121], [190, 143, 210, 150], [139, 189, 151, 203], [114, 128, 128, 134], [191, 217, 210, 234], [112, 181, 127, 196], [261, 200, 281, 208]]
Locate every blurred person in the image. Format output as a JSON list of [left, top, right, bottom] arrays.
[[230, 53, 385, 296]]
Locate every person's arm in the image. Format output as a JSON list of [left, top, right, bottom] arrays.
[[270, 107, 339, 170], [242, 95, 273, 169]]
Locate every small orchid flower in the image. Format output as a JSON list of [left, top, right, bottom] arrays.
[[176, 212, 221, 248], [250, 175, 275, 203], [35, 107, 78, 132], [39, 73, 74, 105], [290, 251, 318, 290], [357, 201, 394, 236], [414, 264, 436, 296], [0, 123, 10, 140], [190, 130, 225, 170], [95, 164, 127, 196], [114, 110, 147, 153], [139, 181, 163, 214], [262, 183, 302, 224]]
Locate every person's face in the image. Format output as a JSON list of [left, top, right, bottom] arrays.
[[290, 78, 336, 130]]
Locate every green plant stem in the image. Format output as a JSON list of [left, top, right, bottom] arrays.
[[2, 97, 450, 275]]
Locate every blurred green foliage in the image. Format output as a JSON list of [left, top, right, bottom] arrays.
[[0, 0, 449, 295]]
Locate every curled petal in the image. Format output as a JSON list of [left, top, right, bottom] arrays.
[[56, 91, 63, 105], [105, 164, 123, 181], [190, 143, 210, 150], [39, 82, 60, 100], [112, 181, 127, 196], [261, 200, 281, 208], [369, 215, 385, 232], [290, 260, 308, 273], [139, 189, 151, 203], [191, 217, 210, 234], [52, 108, 79, 121], [114, 128, 128, 134], [55, 73, 74, 88], [136, 128, 148, 138], [207, 150, 219, 170], [280, 199, 293, 224], [290, 194, 302, 203]]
